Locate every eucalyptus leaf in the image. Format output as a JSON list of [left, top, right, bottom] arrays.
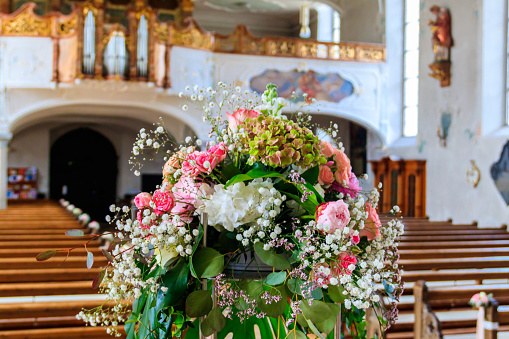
[[306, 319, 326, 339], [192, 248, 224, 278], [65, 229, 84, 237], [36, 250, 57, 261], [92, 269, 106, 289], [265, 271, 287, 285], [315, 303, 341, 334], [206, 306, 226, 332], [286, 330, 308, 339], [253, 242, 290, 270], [327, 284, 346, 303], [300, 300, 332, 325], [86, 251, 94, 269], [257, 285, 287, 318], [185, 290, 213, 317]]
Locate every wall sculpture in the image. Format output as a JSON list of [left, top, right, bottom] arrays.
[[491, 141, 509, 205], [428, 5, 453, 87]]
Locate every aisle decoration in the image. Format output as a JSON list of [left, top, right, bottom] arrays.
[[39, 83, 404, 338]]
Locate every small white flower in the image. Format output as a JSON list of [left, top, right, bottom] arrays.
[[182, 105, 188, 111]]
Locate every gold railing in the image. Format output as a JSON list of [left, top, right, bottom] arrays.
[[0, 3, 386, 87]]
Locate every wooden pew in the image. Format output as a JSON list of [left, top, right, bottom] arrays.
[[412, 281, 509, 339]]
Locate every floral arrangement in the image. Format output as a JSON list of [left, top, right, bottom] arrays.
[[470, 292, 494, 308], [39, 83, 404, 339]]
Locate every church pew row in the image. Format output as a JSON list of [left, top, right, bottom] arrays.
[[399, 248, 509, 259], [0, 201, 119, 338], [0, 325, 125, 338], [386, 281, 509, 339], [0, 247, 103, 258], [398, 240, 509, 249]]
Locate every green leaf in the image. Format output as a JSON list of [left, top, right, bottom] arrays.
[[86, 251, 94, 269], [65, 229, 84, 237], [265, 271, 287, 285], [192, 248, 224, 278], [200, 317, 215, 337], [138, 293, 157, 339], [185, 290, 213, 317], [328, 284, 346, 303], [36, 250, 57, 261], [257, 285, 287, 318], [315, 303, 341, 334], [286, 331, 308, 339], [287, 278, 303, 295], [224, 169, 285, 188], [253, 242, 290, 270], [101, 249, 113, 262], [157, 258, 189, 311], [300, 300, 332, 325], [307, 319, 326, 339], [206, 306, 226, 332], [283, 191, 317, 215], [92, 269, 106, 289], [301, 166, 320, 185]]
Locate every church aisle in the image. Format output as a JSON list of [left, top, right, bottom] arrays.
[[0, 201, 124, 338]]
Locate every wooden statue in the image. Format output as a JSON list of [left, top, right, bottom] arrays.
[[428, 6, 453, 87]]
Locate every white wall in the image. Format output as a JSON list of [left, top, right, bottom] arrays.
[[378, 0, 509, 227]]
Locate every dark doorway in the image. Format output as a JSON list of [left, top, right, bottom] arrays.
[[50, 128, 118, 221]]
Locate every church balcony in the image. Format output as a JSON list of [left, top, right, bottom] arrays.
[[0, 2, 387, 143]]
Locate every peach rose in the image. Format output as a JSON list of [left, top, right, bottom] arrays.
[[333, 150, 352, 184], [318, 165, 334, 185], [359, 203, 381, 241], [226, 109, 260, 132], [320, 141, 336, 158], [134, 192, 152, 209], [163, 150, 192, 177]]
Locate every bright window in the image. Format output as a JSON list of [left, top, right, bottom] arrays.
[[403, 0, 420, 137], [316, 4, 340, 43]]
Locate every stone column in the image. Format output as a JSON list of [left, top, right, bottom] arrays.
[[0, 135, 10, 209]]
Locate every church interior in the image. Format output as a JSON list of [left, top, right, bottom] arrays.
[[0, 0, 509, 338]]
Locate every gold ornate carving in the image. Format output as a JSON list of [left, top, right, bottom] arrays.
[[268, 40, 296, 56], [171, 27, 212, 50], [358, 47, 385, 61], [136, 7, 152, 21], [429, 61, 451, 87], [0, 4, 51, 36], [155, 23, 168, 42], [57, 15, 78, 36], [83, 3, 98, 16]]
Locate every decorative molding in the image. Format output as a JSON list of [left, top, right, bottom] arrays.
[[0, 3, 51, 36]]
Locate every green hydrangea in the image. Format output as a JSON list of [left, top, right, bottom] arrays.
[[239, 115, 326, 168]]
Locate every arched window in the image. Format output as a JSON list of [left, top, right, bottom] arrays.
[[137, 14, 149, 78], [316, 4, 340, 43], [403, 0, 420, 137], [83, 10, 96, 75]]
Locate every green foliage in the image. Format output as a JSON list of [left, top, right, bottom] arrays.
[[253, 242, 290, 270], [287, 279, 323, 300], [264, 271, 287, 285], [224, 168, 285, 188], [185, 290, 213, 318], [327, 284, 347, 303], [92, 269, 106, 289], [36, 250, 57, 261], [65, 229, 84, 237], [157, 259, 189, 311], [192, 248, 224, 278], [86, 251, 94, 269]]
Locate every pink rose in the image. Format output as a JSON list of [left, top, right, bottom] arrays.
[[333, 150, 352, 184], [333, 253, 357, 276], [226, 109, 261, 132], [208, 142, 227, 162], [351, 235, 360, 245], [134, 192, 152, 209], [336, 173, 361, 199], [171, 176, 202, 224], [316, 201, 351, 234], [320, 141, 336, 158], [182, 151, 218, 177], [359, 203, 381, 241], [318, 165, 334, 185], [152, 189, 175, 213]]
